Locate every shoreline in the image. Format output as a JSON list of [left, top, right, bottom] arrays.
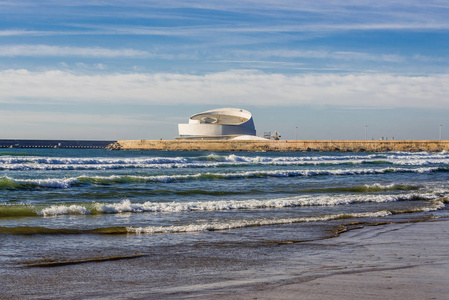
[[193, 218, 449, 300], [2, 218, 449, 299], [107, 140, 449, 152]]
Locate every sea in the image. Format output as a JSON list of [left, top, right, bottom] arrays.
[[1, 148, 449, 297]]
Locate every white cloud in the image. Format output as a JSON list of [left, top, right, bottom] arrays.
[[0, 30, 47, 36], [0, 69, 448, 109], [0, 45, 151, 58]]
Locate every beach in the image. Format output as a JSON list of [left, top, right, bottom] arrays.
[[203, 219, 449, 300], [2, 219, 449, 299], [1, 149, 449, 299], [3, 1, 448, 297]]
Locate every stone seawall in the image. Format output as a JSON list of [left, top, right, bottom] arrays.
[[107, 140, 449, 152]]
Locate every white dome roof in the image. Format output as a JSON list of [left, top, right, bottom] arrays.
[[178, 108, 257, 139]]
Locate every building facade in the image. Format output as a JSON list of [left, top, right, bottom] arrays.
[[178, 108, 258, 140]]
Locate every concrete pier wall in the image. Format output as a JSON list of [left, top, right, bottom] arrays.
[[0, 140, 115, 149], [107, 140, 449, 152]]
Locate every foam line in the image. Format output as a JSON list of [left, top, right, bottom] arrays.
[[127, 211, 393, 234]]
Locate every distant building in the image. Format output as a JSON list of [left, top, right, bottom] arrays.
[[177, 108, 264, 140]]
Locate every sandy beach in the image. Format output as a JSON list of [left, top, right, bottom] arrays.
[[2, 219, 448, 299], [196, 219, 449, 300], [2, 148, 449, 300]]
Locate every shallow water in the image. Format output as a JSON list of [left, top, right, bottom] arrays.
[[1, 149, 449, 271]]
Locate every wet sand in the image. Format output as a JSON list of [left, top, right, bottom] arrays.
[[198, 220, 449, 300], [2, 219, 449, 299]]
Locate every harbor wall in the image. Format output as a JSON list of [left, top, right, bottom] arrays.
[[107, 140, 449, 152], [0, 140, 115, 149]]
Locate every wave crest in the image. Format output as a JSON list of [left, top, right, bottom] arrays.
[[127, 211, 393, 234], [2, 193, 441, 218], [3, 152, 449, 171]]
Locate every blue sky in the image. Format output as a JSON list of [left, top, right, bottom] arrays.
[[1, 0, 449, 140]]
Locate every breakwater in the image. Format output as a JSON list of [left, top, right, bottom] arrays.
[[0, 140, 115, 149], [106, 140, 449, 152]]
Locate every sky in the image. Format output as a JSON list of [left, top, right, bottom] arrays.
[[1, 0, 449, 140]]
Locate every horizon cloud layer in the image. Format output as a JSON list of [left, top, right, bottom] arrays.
[[0, 69, 447, 109]]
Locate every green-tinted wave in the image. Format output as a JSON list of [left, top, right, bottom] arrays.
[[0, 205, 38, 218], [0, 177, 70, 190], [0, 152, 34, 156], [0, 203, 94, 218], [77, 176, 145, 185], [0, 177, 23, 190]]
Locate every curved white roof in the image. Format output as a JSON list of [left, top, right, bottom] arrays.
[[189, 108, 253, 125], [178, 108, 257, 139]]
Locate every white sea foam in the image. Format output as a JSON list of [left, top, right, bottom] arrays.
[[2, 152, 449, 165], [95, 193, 439, 214], [3, 152, 449, 171], [16, 177, 80, 188], [0, 161, 222, 171], [21, 192, 447, 218], [0, 156, 191, 165], [127, 211, 393, 234], [135, 167, 448, 183], [39, 204, 89, 216], [395, 199, 447, 213]]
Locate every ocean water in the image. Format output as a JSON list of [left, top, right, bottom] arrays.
[[1, 148, 449, 283]]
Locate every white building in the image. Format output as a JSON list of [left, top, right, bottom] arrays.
[[178, 108, 263, 140]]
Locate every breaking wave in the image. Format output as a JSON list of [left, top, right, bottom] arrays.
[[2, 166, 449, 190], [1, 193, 444, 218], [126, 201, 448, 235], [126, 211, 394, 234], [2, 152, 449, 171], [1, 202, 445, 236], [96, 194, 440, 214]]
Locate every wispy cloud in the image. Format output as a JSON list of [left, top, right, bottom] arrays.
[[231, 50, 405, 63], [0, 45, 408, 64], [0, 45, 152, 58], [1, 69, 448, 109], [0, 30, 51, 36], [3, 1, 449, 38]]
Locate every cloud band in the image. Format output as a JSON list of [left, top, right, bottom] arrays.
[[1, 69, 447, 109]]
